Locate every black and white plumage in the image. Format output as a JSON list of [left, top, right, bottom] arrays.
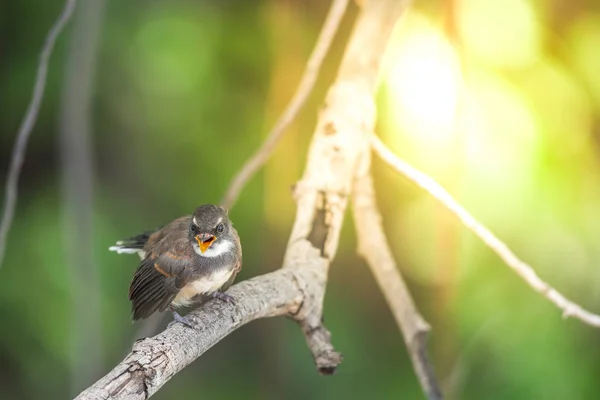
[[110, 204, 242, 327]]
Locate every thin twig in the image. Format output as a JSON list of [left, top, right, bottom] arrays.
[[0, 0, 78, 270], [352, 169, 442, 400], [221, 0, 349, 210], [370, 134, 600, 327]]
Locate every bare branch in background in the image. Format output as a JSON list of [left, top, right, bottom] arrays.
[[0, 0, 77, 270], [370, 134, 600, 328], [352, 169, 442, 400], [59, 0, 106, 394], [76, 0, 411, 398], [221, 0, 349, 210]]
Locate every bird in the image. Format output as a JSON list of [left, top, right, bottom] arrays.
[[109, 204, 242, 328]]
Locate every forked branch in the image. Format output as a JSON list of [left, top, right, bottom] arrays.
[[76, 1, 412, 398], [370, 133, 600, 327]]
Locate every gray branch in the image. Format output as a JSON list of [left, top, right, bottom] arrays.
[[76, 270, 304, 399], [76, 0, 421, 398]]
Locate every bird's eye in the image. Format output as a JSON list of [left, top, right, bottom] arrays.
[[216, 224, 224, 233], [191, 225, 199, 234]]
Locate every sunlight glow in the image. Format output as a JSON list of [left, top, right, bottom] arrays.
[[385, 14, 463, 144], [458, 0, 541, 68]]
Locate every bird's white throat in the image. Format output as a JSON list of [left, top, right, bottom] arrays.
[[193, 239, 234, 258]]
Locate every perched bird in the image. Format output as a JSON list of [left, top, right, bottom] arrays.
[[109, 204, 242, 328]]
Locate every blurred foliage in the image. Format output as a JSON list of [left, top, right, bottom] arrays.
[[1, 0, 600, 399]]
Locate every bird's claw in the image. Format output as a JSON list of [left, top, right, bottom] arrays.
[[168, 310, 196, 329], [211, 291, 235, 304]]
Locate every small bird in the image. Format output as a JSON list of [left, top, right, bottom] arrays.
[[109, 204, 242, 328]]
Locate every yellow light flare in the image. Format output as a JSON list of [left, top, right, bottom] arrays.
[[568, 13, 600, 109], [458, 0, 541, 68], [384, 13, 463, 146]]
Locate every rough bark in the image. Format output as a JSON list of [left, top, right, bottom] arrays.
[[76, 1, 414, 399], [76, 270, 304, 399]]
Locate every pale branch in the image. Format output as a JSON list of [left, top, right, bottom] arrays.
[[283, 0, 409, 371], [0, 0, 78, 270], [75, 270, 305, 400], [370, 134, 600, 327], [352, 168, 442, 400], [221, 0, 349, 210], [77, 0, 409, 398], [336, 0, 411, 90]]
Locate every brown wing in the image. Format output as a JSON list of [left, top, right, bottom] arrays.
[[143, 216, 191, 251], [129, 239, 195, 320]]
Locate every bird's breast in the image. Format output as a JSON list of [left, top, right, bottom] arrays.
[[171, 266, 235, 307]]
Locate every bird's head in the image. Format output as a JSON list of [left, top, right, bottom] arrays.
[[189, 204, 233, 255]]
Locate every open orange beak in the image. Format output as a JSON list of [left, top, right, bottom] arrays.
[[195, 234, 216, 253]]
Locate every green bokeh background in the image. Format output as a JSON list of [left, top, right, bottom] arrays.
[[2, 0, 600, 399]]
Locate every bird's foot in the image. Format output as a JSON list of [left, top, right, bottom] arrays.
[[168, 309, 196, 329], [211, 291, 235, 304]]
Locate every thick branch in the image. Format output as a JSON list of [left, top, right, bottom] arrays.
[[77, 1, 410, 398], [283, 0, 408, 369], [371, 134, 600, 327], [352, 169, 442, 400], [0, 0, 77, 269], [336, 0, 411, 89], [75, 270, 304, 400]]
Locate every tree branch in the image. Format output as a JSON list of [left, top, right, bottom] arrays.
[[0, 0, 77, 270], [75, 270, 305, 400], [283, 0, 409, 369], [128, 0, 351, 341], [370, 133, 600, 327], [221, 0, 349, 210], [77, 0, 411, 398], [352, 168, 442, 400]]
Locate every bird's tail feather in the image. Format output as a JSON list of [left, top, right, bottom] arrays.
[[109, 230, 154, 255]]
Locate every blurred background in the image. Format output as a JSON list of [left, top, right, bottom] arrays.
[[2, 0, 600, 398]]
